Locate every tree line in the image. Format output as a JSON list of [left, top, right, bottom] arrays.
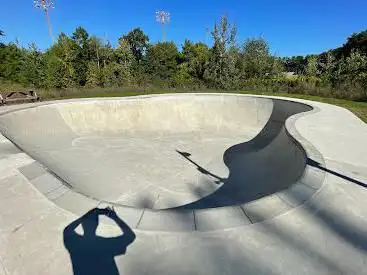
[[1, 16, 366, 101]]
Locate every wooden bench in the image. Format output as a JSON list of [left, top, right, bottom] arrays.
[[0, 91, 40, 105]]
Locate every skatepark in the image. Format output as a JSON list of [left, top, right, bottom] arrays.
[[0, 93, 366, 274]]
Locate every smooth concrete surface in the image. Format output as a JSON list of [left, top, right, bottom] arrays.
[[0, 94, 326, 232], [0, 95, 274, 210], [0, 93, 366, 275], [0, 95, 319, 213]]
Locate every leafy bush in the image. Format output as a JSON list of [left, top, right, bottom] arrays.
[[0, 21, 366, 101]]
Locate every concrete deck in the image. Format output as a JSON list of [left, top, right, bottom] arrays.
[[0, 93, 366, 274]]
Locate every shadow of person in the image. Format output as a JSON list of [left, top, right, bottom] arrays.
[[63, 207, 136, 275]]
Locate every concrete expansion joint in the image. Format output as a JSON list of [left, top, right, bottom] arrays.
[[135, 208, 146, 228], [193, 210, 197, 230], [239, 205, 254, 224], [275, 193, 294, 208]]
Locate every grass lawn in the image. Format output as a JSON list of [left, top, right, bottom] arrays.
[[42, 88, 367, 123], [244, 91, 367, 123]]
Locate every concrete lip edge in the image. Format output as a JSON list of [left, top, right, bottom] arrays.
[[0, 93, 327, 232]]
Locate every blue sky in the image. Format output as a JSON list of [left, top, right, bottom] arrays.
[[1, 0, 366, 56]]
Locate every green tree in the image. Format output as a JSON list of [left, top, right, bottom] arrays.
[[1, 23, 366, 101], [342, 50, 367, 83], [204, 15, 240, 89], [333, 30, 367, 58], [72, 27, 89, 49], [86, 38, 134, 87], [115, 39, 134, 67], [0, 42, 26, 84], [319, 52, 338, 82], [45, 33, 76, 88], [71, 27, 90, 86], [241, 38, 282, 79], [88, 36, 103, 72], [146, 42, 179, 80], [44, 51, 69, 88], [100, 41, 116, 65], [86, 36, 103, 87], [282, 56, 306, 74], [334, 50, 367, 100], [305, 55, 319, 77], [22, 43, 46, 87], [121, 28, 149, 62], [172, 63, 196, 88], [182, 40, 210, 80], [86, 61, 103, 87], [111, 38, 134, 85], [269, 57, 285, 76]]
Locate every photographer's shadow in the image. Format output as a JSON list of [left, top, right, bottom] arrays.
[[63, 207, 136, 275]]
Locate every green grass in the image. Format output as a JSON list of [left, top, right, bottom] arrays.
[[238, 91, 367, 123], [37, 88, 367, 123]]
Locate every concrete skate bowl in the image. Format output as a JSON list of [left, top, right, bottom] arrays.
[[0, 94, 326, 231]]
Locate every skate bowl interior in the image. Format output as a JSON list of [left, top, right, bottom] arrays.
[[0, 94, 324, 216]]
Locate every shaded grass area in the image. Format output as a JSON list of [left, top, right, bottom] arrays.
[[36, 87, 367, 123]]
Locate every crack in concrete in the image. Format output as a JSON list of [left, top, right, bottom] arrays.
[[193, 210, 197, 230], [240, 205, 253, 224], [135, 208, 145, 228]]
